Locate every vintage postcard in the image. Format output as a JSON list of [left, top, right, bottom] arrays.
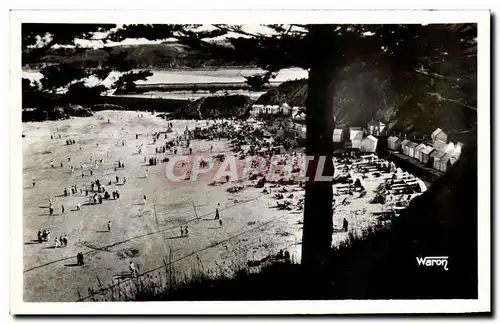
[[10, 9, 491, 314]]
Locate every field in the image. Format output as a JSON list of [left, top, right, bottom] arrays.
[[23, 111, 385, 302]]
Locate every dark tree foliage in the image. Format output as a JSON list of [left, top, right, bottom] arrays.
[[39, 64, 90, 93], [114, 70, 154, 92]]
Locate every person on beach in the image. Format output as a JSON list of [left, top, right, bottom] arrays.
[[180, 226, 184, 237], [107, 221, 112, 232], [219, 219, 223, 227], [129, 261, 138, 278], [343, 218, 349, 232], [184, 226, 189, 237], [61, 205, 65, 214], [143, 195, 147, 205], [215, 204, 220, 220], [76, 203, 81, 211], [32, 180, 36, 188], [76, 252, 84, 266], [54, 237, 60, 248], [50, 161, 54, 168]]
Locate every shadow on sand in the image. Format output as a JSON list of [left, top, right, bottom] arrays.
[[64, 263, 80, 267], [164, 235, 184, 240]]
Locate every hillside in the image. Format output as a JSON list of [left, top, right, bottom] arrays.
[[23, 43, 255, 70], [255, 62, 476, 135], [168, 94, 252, 120]]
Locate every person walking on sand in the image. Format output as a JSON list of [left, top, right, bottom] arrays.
[[129, 261, 138, 278], [219, 219, 223, 227], [54, 237, 60, 248], [184, 226, 189, 237], [32, 179, 36, 188], [50, 160, 54, 168], [107, 220, 112, 232], [214, 203, 220, 220], [143, 195, 147, 205], [180, 226, 184, 238], [61, 205, 65, 214], [76, 203, 81, 211], [342, 218, 349, 232]]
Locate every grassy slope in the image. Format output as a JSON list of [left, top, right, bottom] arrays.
[[254, 64, 475, 134], [24, 43, 253, 69], [169, 95, 252, 120]]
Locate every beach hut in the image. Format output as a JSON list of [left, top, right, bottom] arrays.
[[360, 135, 378, 153], [414, 143, 427, 162], [280, 103, 291, 115], [367, 120, 386, 136], [449, 142, 464, 165], [432, 151, 447, 171], [387, 136, 403, 151], [349, 127, 364, 149], [407, 142, 418, 158], [299, 126, 307, 139], [400, 139, 410, 153], [440, 154, 453, 172], [402, 140, 416, 157], [433, 139, 448, 153], [420, 145, 435, 165], [444, 142, 456, 155], [431, 128, 448, 144], [250, 104, 264, 117], [333, 128, 346, 144]]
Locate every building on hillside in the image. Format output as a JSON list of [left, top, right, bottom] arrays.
[[280, 103, 291, 115], [420, 145, 435, 165], [367, 120, 386, 136], [349, 127, 364, 149], [270, 105, 280, 114], [360, 135, 378, 153], [387, 136, 403, 151], [250, 104, 264, 117], [431, 128, 448, 144], [433, 139, 448, 153], [402, 141, 418, 158]]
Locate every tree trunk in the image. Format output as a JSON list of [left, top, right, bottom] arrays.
[[301, 26, 337, 270]]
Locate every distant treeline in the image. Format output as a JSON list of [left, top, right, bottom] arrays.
[[22, 43, 257, 70]]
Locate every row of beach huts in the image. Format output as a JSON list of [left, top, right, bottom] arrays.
[[386, 128, 463, 173], [249, 103, 306, 120], [333, 123, 462, 173], [249, 103, 463, 173]]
